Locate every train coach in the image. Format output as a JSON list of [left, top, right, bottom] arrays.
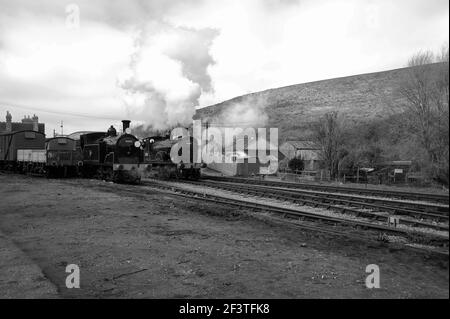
[[0, 130, 46, 174]]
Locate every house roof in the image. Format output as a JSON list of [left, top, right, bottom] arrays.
[[0, 130, 46, 137], [0, 122, 45, 134], [285, 140, 320, 150], [67, 131, 98, 140], [229, 136, 278, 151]]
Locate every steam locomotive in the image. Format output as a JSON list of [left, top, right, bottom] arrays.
[[79, 120, 144, 183], [141, 134, 205, 179]]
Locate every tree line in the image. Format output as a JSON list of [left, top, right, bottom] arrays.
[[310, 45, 449, 186]]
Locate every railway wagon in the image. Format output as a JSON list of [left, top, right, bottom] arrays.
[[79, 121, 143, 183], [45, 137, 81, 177], [0, 130, 46, 174]]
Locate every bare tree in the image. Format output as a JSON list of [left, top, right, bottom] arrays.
[[400, 45, 449, 184], [312, 112, 344, 179]]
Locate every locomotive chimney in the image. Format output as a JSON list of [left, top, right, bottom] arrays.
[[5, 111, 12, 132], [122, 120, 131, 133]]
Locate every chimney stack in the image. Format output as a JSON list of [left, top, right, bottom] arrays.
[[32, 114, 39, 132], [6, 111, 12, 132], [122, 120, 131, 133]]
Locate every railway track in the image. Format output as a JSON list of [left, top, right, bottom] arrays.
[[189, 180, 449, 231], [204, 176, 450, 205], [140, 179, 449, 252]]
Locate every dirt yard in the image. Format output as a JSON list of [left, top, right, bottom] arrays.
[[0, 173, 448, 298]]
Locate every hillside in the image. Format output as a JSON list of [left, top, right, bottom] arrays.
[[194, 65, 430, 140]]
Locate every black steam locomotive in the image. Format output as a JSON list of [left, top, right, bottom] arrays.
[[79, 120, 143, 183], [141, 134, 205, 179]]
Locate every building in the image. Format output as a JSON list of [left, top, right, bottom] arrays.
[[0, 111, 45, 134], [279, 140, 322, 171], [205, 134, 280, 177], [372, 160, 413, 184]]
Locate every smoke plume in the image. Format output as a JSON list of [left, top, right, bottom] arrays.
[[119, 23, 218, 131]]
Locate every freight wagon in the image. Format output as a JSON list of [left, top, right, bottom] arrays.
[[0, 130, 46, 174]]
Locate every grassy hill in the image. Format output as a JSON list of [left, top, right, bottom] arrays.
[[194, 66, 422, 140]]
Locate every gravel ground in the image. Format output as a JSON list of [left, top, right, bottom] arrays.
[[0, 229, 58, 298], [0, 173, 448, 298]]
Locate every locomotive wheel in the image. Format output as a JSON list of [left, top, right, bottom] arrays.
[[155, 151, 169, 162], [82, 166, 94, 178], [46, 167, 53, 178], [158, 166, 170, 179], [94, 167, 103, 180], [112, 171, 119, 183], [192, 169, 201, 180], [103, 167, 113, 181]]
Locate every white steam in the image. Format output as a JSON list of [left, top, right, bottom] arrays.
[[119, 24, 217, 131], [215, 95, 269, 127]]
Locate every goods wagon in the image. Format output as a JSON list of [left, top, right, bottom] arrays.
[[0, 130, 46, 173]]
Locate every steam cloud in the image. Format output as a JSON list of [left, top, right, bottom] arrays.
[[119, 23, 218, 131], [215, 95, 269, 127]]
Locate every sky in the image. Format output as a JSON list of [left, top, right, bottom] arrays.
[[0, 0, 448, 135]]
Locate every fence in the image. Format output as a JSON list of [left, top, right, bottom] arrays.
[[277, 168, 429, 186]]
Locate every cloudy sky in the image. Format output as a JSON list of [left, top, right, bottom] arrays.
[[0, 0, 448, 135]]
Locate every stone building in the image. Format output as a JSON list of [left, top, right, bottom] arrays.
[[279, 140, 322, 171], [0, 111, 45, 134]]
